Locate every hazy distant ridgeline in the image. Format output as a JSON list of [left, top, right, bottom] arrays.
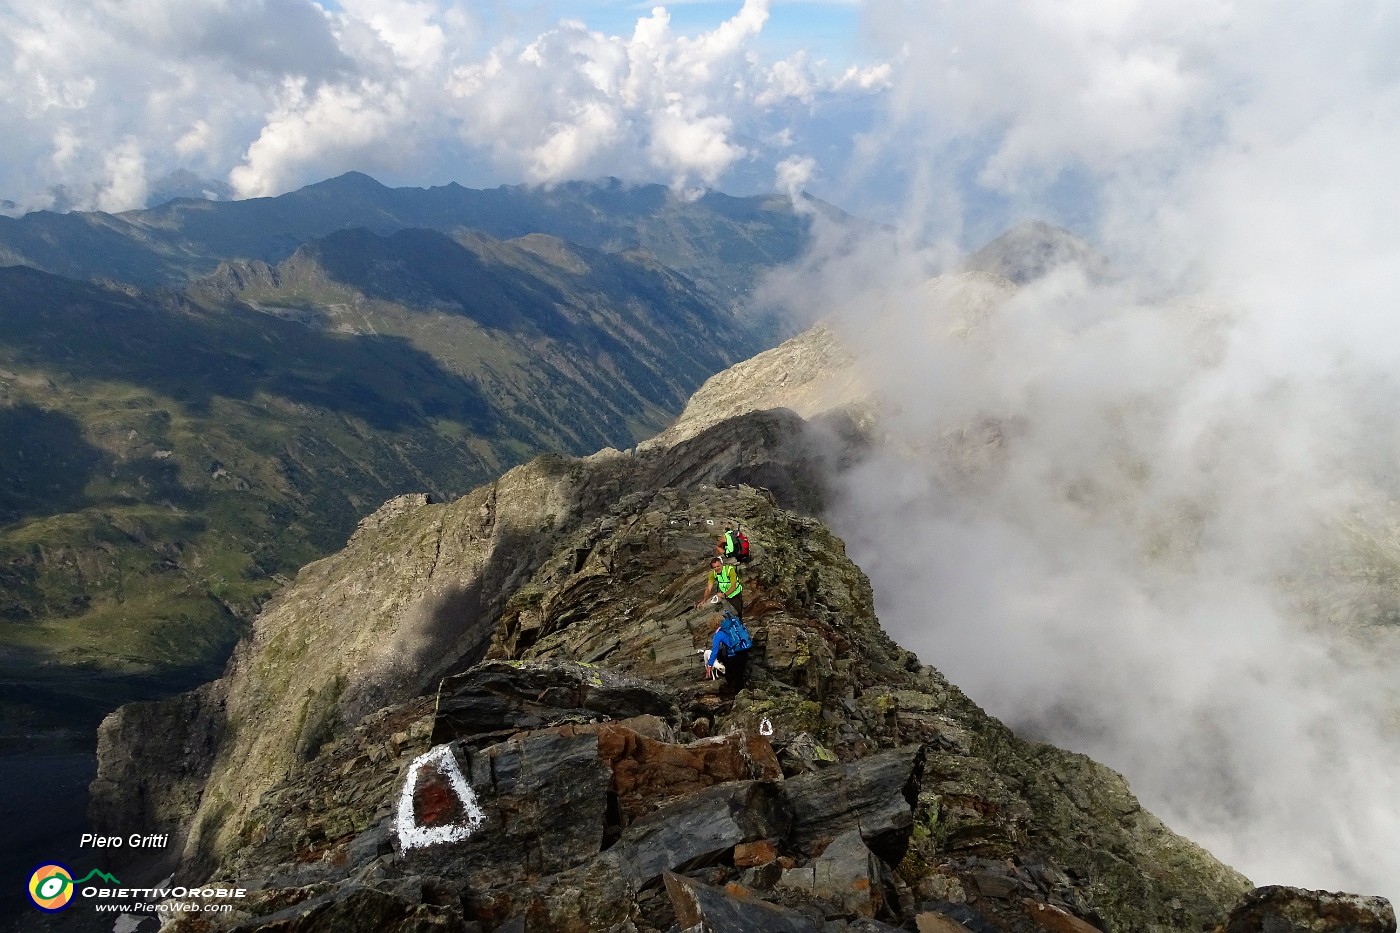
[[0, 172, 817, 306]]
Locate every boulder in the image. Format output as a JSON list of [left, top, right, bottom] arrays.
[[401, 729, 611, 884], [916, 913, 976, 933], [1216, 886, 1396, 933], [776, 830, 881, 918], [613, 780, 792, 887], [664, 871, 824, 933], [784, 745, 923, 861], [1024, 901, 1103, 933], [812, 830, 882, 918]]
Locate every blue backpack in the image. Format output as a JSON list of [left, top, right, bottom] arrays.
[[721, 611, 752, 652]]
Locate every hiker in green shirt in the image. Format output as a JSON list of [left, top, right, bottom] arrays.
[[697, 556, 744, 621]]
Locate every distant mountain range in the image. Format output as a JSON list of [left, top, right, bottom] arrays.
[[0, 172, 818, 303], [0, 175, 817, 741]]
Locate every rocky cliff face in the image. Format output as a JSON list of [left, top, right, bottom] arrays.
[[90, 408, 847, 882]]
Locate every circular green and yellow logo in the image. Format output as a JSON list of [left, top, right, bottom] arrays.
[[28, 863, 74, 912]]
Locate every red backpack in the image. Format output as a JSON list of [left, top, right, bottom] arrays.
[[735, 529, 750, 562]]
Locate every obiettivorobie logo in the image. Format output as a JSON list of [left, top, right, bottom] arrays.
[[27, 864, 121, 912]]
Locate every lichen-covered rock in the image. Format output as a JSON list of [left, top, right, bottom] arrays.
[[1216, 886, 1396, 933], [778, 731, 839, 775]]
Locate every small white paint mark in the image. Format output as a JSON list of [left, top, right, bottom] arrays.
[[759, 718, 774, 736], [395, 744, 485, 850]]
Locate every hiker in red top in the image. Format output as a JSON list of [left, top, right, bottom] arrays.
[[719, 523, 750, 563]]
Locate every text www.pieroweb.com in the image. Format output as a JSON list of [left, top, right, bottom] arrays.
[[92, 901, 234, 914]]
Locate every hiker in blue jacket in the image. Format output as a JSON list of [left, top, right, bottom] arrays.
[[706, 611, 751, 693]]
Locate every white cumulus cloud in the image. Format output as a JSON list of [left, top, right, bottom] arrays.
[[0, 0, 888, 210]]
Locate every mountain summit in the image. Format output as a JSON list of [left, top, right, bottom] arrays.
[[963, 220, 1110, 285]]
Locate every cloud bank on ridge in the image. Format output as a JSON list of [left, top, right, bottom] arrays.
[[761, 0, 1400, 902]]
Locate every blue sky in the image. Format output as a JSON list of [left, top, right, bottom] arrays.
[[315, 0, 869, 66], [557, 0, 865, 62]]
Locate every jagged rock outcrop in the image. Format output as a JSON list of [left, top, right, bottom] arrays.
[[122, 478, 1276, 933], [87, 680, 228, 879], [90, 408, 850, 880], [640, 325, 866, 450]]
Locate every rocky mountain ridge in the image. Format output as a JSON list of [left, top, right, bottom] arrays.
[[87, 402, 1396, 932]]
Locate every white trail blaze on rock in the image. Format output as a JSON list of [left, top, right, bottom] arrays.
[[395, 744, 485, 850]]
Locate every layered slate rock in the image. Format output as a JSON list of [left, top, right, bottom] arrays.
[[431, 659, 679, 745], [776, 829, 884, 918], [784, 745, 923, 859], [611, 779, 790, 886]]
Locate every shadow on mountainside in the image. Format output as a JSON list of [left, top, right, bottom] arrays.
[[300, 229, 577, 338], [0, 405, 109, 527], [0, 266, 498, 434]]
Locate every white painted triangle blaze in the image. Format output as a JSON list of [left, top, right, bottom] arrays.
[[395, 744, 486, 850]]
